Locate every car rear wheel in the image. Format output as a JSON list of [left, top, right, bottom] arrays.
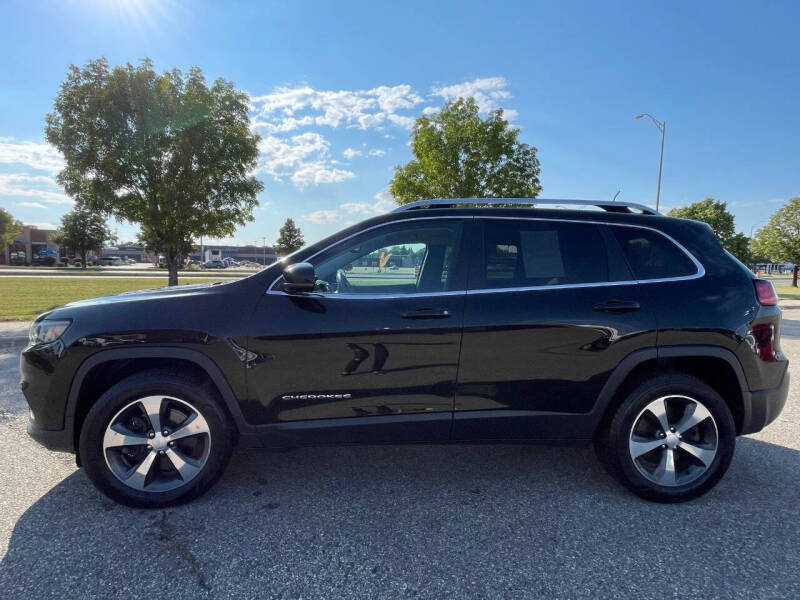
[[79, 369, 234, 508], [595, 373, 736, 502]]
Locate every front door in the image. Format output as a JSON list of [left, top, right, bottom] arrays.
[[247, 217, 468, 445]]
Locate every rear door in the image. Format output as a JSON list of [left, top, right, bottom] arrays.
[[452, 217, 657, 442]]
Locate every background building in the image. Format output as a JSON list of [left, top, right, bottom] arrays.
[[1, 225, 59, 265]]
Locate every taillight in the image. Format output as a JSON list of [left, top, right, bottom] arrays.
[[754, 279, 778, 306], [751, 323, 777, 361]]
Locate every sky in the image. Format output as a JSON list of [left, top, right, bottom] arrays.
[[1, 0, 799, 246]]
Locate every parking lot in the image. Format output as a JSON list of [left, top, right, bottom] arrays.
[[0, 320, 798, 599]]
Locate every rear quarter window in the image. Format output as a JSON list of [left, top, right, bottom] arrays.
[[611, 226, 697, 280]]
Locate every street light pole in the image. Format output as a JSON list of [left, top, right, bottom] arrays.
[[635, 113, 666, 212]]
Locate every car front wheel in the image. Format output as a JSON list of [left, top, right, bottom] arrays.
[[79, 369, 234, 508], [596, 373, 736, 502]]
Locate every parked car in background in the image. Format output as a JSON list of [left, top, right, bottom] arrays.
[[98, 256, 123, 266], [20, 199, 789, 507], [203, 260, 226, 269], [31, 249, 58, 266]]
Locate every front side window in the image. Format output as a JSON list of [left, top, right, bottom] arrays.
[[309, 220, 463, 295], [479, 220, 609, 289], [611, 226, 697, 280]]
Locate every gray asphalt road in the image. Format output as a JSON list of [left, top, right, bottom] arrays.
[[1, 334, 799, 599]]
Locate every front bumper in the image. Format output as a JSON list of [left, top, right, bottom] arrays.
[[740, 368, 789, 435], [20, 340, 78, 454], [26, 418, 74, 453]]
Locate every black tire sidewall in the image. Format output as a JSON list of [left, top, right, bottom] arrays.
[[79, 370, 233, 508], [605, 374, 736, 502]]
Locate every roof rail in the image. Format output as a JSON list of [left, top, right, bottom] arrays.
[[392, 198, 660, 215]]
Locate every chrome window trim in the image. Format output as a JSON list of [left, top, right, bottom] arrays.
[[266, 214, 705, 299]]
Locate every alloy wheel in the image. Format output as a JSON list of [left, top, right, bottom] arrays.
[[628, 395, 718, 487], [102, 395, 211, 492]]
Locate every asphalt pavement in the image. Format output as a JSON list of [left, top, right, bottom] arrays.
[[0, 323, 799, 598]]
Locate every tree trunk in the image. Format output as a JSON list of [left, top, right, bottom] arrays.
[[167, 251, 179, 286], [793, 265, 798, 288], [81, 250, 87, 270]]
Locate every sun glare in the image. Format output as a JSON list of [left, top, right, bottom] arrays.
[[82, 0, 175, 35]]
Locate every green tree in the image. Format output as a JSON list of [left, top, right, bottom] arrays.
[[726, 232, 752, 265], [45, 58, 263, 285], [752, 198, 800, 286], [668, 198, 751, 263], [274, 218, 305, 256], [389, 98, 541, 204], [51, 205, 114, 268], [0, 208, 23, 251]]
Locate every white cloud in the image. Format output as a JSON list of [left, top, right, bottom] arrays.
[[302, 209, 341, 225], [249, 84, 424, 133], [0, 138, 64, 174], [370, 85, 424, 112], [386, 114, 416, 129], [244, 76, 514, 189], [17, 201, 47, 209], [0, 141, 71, 205], [23, 221, 57, 230], [303, 191, 396, 226], [0, 173, 72, 205], [431, 77, 513, 114], [292, 162, 355, 187], [343, 147, 386, 160], [256, 132, 355, 188], [340, 190, 396, 215], [251, 115, 314, 133]]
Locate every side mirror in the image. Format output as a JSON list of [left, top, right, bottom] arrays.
[[282, 262, 316, 294]]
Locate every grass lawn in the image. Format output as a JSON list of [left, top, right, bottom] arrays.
[[775, 284, 800, 301], [0, 277, 228, 321]]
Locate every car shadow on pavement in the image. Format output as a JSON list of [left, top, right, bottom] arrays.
[[1, 437, 799, 599]]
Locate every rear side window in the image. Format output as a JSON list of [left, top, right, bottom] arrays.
[[479, 220, 608, 289], [611, 226, 697, 280]]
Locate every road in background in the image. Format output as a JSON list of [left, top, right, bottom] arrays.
[[0, 265, 251, 279], [1, 313, 798, 598]]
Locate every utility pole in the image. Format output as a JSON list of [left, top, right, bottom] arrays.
[[635, 113, 666, 212]]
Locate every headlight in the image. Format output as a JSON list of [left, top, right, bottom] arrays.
[[29, 320, 72, 346]]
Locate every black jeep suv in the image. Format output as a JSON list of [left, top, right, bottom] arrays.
[[21, 199, 789, 507]]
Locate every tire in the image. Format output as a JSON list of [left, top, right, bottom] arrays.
[[595, 372, 736, 502], [79, 368, 235, 508]]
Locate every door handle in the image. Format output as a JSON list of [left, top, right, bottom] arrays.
[[402, 307, 452, 319], [593, 300, 640, 313]]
